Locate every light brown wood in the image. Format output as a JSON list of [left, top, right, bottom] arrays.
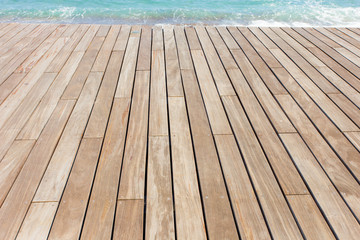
[[221, 95, 303, 240], [287, 195, 335, 240], [92, 25, 120, 72], [226, 68, 306, 194], [84, 51, 124, 138], [190, 50, 232, 135], [181, 69, 239, 239], [16, 202, 58, 240], [61, 34, 104, 99], [145, 136, 175, 240], [33, 72, 102, 202], [194, 26, 236, 96], [118, 71, 150, 199], [0, 73, 57, 161], [164, 26, 183, 97], [115, 26, 141, 98], [48, 138, 103, 240], [113, 200, 144, 240], [345, 131, 360, 151], [280, 133, 360, 239], [276, 94, 360, 218], [168, 97, 206, 240], [18, 51, 85, 139], [0, 139, 35, 206], [215, 134, 271, 239], [1, 24, 360, 239], [80, 98, 130, 240], [0, 100, 75, 240]]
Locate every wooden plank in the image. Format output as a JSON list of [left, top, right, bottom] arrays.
[[16, 202, 58, 240], [164, 26, 183, 97], [33, 72, 102, 202], [80, 98, 130, 239], [230, 49, 296, 133], [215, 135, 271, 239], [74, 25, 100, 51], [18, 51, 85, 140], [185, 26, 202, 50], [145, 136, 175, 240], [190, 50, 232, 135], [269, 48, 359, 132], [0, 33, 68, 129], [276, 94, 360, 217], [46, 24, 89, 73], [96, 25, 110, 37], [272, 68, 360, 181], [0, 73, 57, 161], [261, 27, 339, 94], [113, 200, 144, 240], [181, 69, 239, 239], [0, 24, 38, 57], [0, 24, 29, 50], [118, 71, 150, 199], [149, 41, 168, 136], [294, 28, 360, 80], [0, 140, 35, 206], [115, 26, 141, 98], [270, 27, 326, 67], [235, 27, 283, 68], [168, 97, 206, 239], [282, 27, 360, 92], [174, 26, 193, 69], [345, 132, 360, 151], [84, 51, 124, 138], [0, 100, 75, 240], [318, 28, 360, 55], [333, 28, 360, 47], [221, 95, 303, 240], [113, 25, 131, 51], [328, 93, 360, 127], [61, 35, 104, 99], [226, 69, 306, 194], [287, 195, 335, 240], [194, 26, 236, 96], [217, 28, 296, 134], [0, 24, 58, 85], [15, 25, 71, 73], [48, 138, 103, 240], [206, 26, 238, 70], [280, 133, 360, 239], [92, 25, 120, 72], [0, 73, 26, 104], [136, 25, 152, 71], [315, 28, 360, 63]]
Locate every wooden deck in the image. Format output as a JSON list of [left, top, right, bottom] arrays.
[[0, 22, 359, 239]]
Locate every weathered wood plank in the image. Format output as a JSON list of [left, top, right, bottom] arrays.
[[80, 98, 130, 239], [145, 136, 175, 240], [280, 133, 360, 239], [0, 140, 35, 206], [0, 100, 75, 240], [221, 95, 303, 240], [169, 97, 206, 240], [33, 72, 102, 202], [118, 71, 150, 199], [181, 69, 239, 239], [48, 138, 103, 240]]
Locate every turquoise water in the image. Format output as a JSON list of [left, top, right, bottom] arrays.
[[0, 0, 360, 26]]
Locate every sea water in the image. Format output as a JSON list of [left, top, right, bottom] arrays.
[[0, 0, 359, 26]]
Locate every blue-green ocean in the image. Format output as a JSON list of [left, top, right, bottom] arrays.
[[0, 0, 359, 26]]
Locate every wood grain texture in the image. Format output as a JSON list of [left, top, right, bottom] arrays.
[[1, 24, 360, 239]]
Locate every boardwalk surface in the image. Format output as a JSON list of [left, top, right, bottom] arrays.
[[0, 23, 360, 239]]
